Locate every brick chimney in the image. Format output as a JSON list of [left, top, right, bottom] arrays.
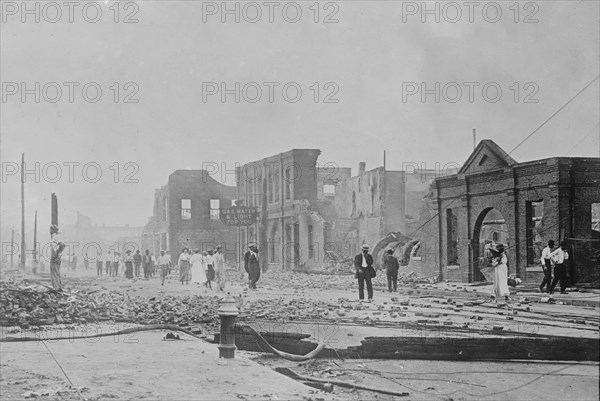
[[359, 162, 366, 175]]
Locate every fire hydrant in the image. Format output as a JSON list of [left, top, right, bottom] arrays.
[[218, 293, 239, 359]]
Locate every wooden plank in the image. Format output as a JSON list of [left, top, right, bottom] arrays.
[[223, 331, 599, 362]]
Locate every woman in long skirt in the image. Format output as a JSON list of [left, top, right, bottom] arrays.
[[178, 248, 191, 285], [190, 249, 206, 284], [489, 243, 510, 302], [124, 250, 134, 279]]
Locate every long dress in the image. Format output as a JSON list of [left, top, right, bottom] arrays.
[[124, 254, 134, 279], [190, 253, 205, 284], [50, 237, 66, 291], [214, 252, 225, 290], [491, 253, 510, 298], [178, 252, 191, 283]]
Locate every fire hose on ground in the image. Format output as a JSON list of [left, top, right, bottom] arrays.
[[0, 323, 326, 362]]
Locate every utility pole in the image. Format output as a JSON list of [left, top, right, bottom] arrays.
[[21, 153, 26, 269], [10, 229, 15, 268], [33, 210, 38, 262], [51, 193, 58, 228], [473, 128, 477, 150]]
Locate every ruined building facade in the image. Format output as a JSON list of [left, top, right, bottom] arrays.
[[236, 149, 436, 271], [142, 170, 238, 265], [415, 140, 600, 284]]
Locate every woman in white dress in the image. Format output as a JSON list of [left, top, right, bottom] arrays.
[[178, 248, 191, 285], [190, 249, 205, 284], [489, 243, 510, 303]]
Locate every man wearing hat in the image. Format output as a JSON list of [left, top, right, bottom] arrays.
[[539, 240, 555, 293], [548, 241, 570, 294], [244, 244, 261, 290], [384, 248, 399, 292], [354, 244, 375, 301]]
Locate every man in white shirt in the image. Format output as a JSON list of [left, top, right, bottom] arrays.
[[548, 241, 569, 294], [156, 250, 170, 286], [539, 240, 555, 293], [353, 244, 374, 301]]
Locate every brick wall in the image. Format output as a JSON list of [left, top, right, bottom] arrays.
[[416, 151, 600, 284]]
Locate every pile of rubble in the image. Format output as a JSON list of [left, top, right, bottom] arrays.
[[320, 252, 354, 274], [0, 281, 221, 331], [231, 270, 435, 291]]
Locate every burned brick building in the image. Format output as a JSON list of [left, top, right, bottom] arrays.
[[236, 149, 438, 271], [142, 170, 238, 265], [235, 149, 349, 271], [415, 140, 600, 284], [331, 162, 408, 263]]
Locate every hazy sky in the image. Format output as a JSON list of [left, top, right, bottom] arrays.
[[1, 0, 599, 242]]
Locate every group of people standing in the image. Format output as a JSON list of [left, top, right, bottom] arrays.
[[539, 240, 570, 294], [95, 249, 166, 279], [177, 246, 226, 290], [352, 244, 400, 302]]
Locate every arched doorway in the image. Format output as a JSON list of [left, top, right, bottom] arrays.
[[372, 232, 412, 267], [472, 208, 509, 282]]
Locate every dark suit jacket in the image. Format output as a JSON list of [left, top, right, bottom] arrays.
[[384, 254, 399, 274], [354, 253, 373, 277]]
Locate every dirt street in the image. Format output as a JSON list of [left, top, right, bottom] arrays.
[[1, 267, 599, 400]]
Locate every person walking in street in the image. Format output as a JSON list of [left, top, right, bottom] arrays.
[[201, 251, 210, 288], [178, 247, 191, 285], [49, 224, 66, 291], [539, 240, 555, 293], [105, 250, 112, 276], [244, 244, 260, 290], [124, 250, 134, 279], [384, 248, 399, 292], [214, 245, 226, 291], [548, 241, 570, 294], [190, 249, 206, 285], [96, 254, 103, 276], [142, 250, 153, 279], [70, 253, 77, 271], [134, 250, 142, 278], [165, 251, 172, 275], [112, 252, 120, 277], [354, 244, 375, 302], [205, 249, 216, 289], [157, 250, 170, 285], [488, 243, 510, 303]]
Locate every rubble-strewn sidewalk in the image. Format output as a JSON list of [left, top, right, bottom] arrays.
[[1, 329, 336, 401]]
